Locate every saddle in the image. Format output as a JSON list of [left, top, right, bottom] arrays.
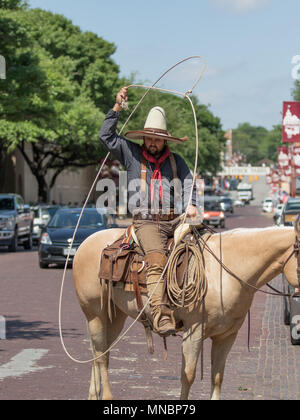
[[98, 223, 194, 296]]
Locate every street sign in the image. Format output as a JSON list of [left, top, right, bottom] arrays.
[[219, 166, 270, 176]]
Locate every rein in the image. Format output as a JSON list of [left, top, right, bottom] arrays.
[[192, 225, 300, 298]]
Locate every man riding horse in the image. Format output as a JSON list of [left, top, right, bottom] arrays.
[[99, 87, 198, 337]]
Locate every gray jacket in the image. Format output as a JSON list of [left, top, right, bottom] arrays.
[[99, 109, 197, 215]]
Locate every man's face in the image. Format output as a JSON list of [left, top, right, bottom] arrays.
[[144, 137, 166, 157]]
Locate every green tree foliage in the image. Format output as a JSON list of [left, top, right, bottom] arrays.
[[0, 0, 27, 9], [0, 5, 118, 200], [292, 80, 300, 101], [232, 123, 282, 165]]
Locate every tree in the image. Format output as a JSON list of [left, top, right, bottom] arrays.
[[0, 6, 120, 201], [292, 80, 300, 101], [0, 0, 27, 9]]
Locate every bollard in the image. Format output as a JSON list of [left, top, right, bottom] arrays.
[[0, 316, 6, 339]]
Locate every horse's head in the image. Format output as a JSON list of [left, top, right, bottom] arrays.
[[283, 214, 300, 289]]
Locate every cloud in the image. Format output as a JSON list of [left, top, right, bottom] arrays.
[[213, 0, 271, 14]]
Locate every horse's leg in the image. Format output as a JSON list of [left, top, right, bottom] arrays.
[[180, 325, 203, 400], [210, 332, 238, 400], [87, 305, 127, 400]]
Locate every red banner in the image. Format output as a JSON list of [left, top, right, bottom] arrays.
[[266, 175, 272, 184], [271, 170, 280, 184], [277, 146, 289, 170], [282, 101, 300, 143], [293, 145, 300, 176]]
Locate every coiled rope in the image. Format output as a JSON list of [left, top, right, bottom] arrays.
[[167, 242, 207, 309], [58, 56, 206, 364]]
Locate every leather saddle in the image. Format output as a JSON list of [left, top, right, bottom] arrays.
[[98, 223, 195, 295]]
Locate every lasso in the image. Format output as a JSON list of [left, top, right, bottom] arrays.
[[58, 56, 206, 364]]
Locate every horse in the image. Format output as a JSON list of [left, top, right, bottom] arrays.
[[72, 221, 300, 400]]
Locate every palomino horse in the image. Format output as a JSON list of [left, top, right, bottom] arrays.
[[73, 222, 300, 400]]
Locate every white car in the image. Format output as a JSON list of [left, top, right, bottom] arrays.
[[262, 198, 273, 213]]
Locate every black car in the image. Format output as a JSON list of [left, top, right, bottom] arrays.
[[280, 197, 300, 226], [280, 197, 300, 344], [38, 208, 109, 268], [282, 276, 300, 345], [220, 196, 234, 214]]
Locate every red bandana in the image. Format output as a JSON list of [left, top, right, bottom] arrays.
[[142, 145, 171, 204]]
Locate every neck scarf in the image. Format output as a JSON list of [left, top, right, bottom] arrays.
[[142, 145, 171, 204]]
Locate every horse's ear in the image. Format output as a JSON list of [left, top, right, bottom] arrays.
[[294, 213, 300, 238]]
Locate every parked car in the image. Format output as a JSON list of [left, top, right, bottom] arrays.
[[0, 193, 34, 251], [233, 199, 245, 208], [273, 203, 284, 225], [282, 275, 300, 345], [203, 196, 226, 228], [262, 197, 273, 213], [279, 197, 300, 226], [31, 205, 61, 244], [38, 207, 109, 268], [220, 196, 234, 214]]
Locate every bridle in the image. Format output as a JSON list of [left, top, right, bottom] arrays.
[[278, 235, 300, 294]]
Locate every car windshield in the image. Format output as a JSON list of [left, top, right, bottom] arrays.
[[47, 207, 60, 218], [34, 208, 50, 218], [0, 198, 15, 210], [204, 202, 222, 211], [285, 201, 300, 211], [48, 211, 104, 228]]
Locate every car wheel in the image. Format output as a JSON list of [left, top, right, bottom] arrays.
[[220, 221, 225, 229], [283, 296, 290, 325], [39, 260, 49, 269], [8, 228, 18, 252], [24, 229, 33, 250]]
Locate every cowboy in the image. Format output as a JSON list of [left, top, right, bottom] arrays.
[[99, 87, 198, 336]]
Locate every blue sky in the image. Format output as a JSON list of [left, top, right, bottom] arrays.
[[28, 0, 299, 131]]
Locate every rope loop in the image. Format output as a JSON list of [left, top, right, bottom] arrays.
[[58, 55, 206, 365]]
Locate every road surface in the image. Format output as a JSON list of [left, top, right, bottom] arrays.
[[0, 203, 300, 401]]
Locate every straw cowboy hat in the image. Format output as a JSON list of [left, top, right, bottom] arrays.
[[125, 106, 188, 144]]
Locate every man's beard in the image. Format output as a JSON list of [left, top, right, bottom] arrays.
[[145, 143, 166, 158]]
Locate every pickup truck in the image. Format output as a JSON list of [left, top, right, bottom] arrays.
[[0, 193, 34, 252]]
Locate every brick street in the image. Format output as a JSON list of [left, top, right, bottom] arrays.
[[0, 205, 300, 401]]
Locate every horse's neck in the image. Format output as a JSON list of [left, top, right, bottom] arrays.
[[215, 227, 294, 290]]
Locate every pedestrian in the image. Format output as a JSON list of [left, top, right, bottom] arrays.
[[99, 87, 198, 336]]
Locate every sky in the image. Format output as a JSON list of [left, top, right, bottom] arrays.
[[28, 0, 300, 132]]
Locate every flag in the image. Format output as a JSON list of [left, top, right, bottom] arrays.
[[282, 101, 300, 143]]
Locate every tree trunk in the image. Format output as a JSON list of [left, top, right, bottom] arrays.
[[36, 175, 49, 203], [0, 144, 6, 191]]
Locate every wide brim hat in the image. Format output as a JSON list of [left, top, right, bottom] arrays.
[[125, 106, 188, 144]]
